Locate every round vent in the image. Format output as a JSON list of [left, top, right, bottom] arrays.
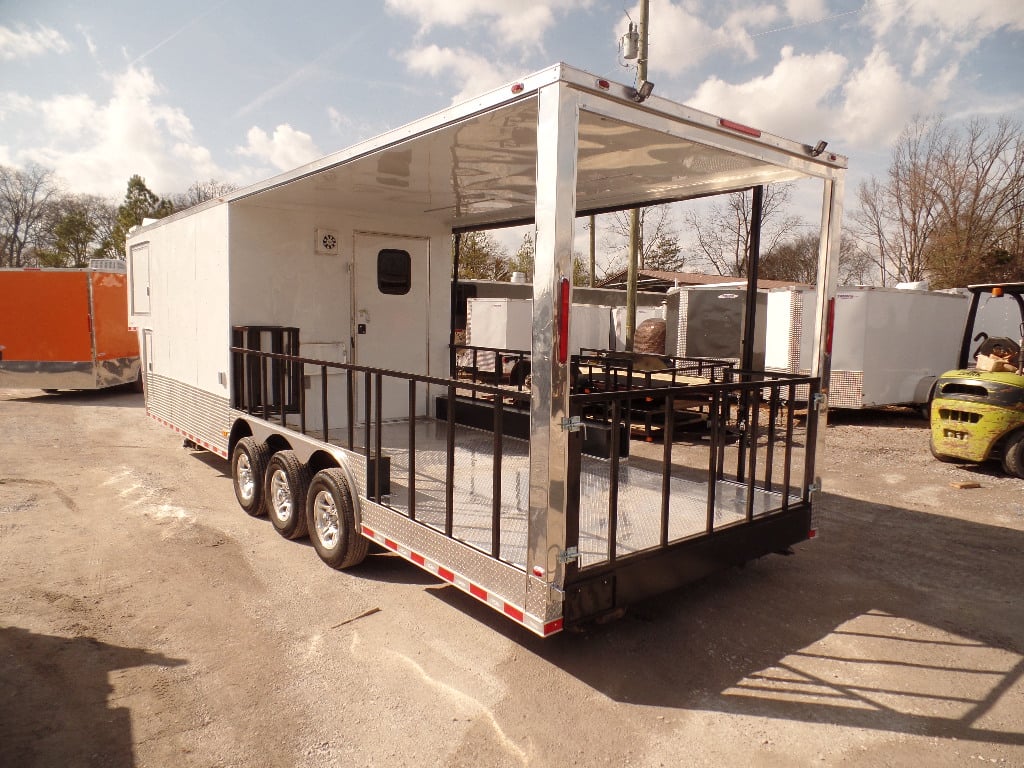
[[315, 228, 340, 255]]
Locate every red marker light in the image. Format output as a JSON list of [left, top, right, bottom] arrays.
[[511, 82, 524, 94], [597, 79, 610, 90], [719, 118, 762, 138], [558, 277, 570, 364]]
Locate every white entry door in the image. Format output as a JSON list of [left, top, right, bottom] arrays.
[[353, 233, 430, 420]]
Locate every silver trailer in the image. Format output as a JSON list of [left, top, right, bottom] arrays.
[[127, 63, 846, 636]]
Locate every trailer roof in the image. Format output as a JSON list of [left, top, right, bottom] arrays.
[[141, 63, 847, 233]]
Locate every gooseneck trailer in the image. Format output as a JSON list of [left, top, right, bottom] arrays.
[[126, 63, 846, 636]]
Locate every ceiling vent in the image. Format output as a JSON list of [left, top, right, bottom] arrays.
[[315, 228, 340, 255]]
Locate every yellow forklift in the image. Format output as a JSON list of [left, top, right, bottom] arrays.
[[930, 283, 1024, 477]]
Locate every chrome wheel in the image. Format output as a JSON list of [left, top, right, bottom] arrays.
[[313, 489, 340, 550], [269, 469, 292, 523], [237, 453, 255, 503]]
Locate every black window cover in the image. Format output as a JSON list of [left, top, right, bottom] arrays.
[[378, 248, 411, 295]]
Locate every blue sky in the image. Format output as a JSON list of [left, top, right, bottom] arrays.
[[2, 0, 1023, 212]]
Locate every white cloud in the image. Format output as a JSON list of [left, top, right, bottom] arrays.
[[866, 0, 1024, 48], [637, 0, 780, 75], [785, 0, 827, 24], [688, 46, 847, 141], [840, 46, 956, 145], [401, 45, 518, 104], [8, 66, 228, 196], [236, 125, 322, 171], [385, 0, 589, 46], [0, 24, 69, 60]]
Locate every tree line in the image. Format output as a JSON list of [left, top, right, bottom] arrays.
[[0, 168, 235, 268]]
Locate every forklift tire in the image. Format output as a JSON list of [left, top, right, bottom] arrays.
[[306, 468, 368, 570], [265, 450, 311, 540], [231, 437, 270, 516], [1001, 431, 1024, 479]]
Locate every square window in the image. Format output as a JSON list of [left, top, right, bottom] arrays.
[[378, 248, 411, 295]]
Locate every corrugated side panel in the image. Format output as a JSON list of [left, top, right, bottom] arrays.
[[145, 373, 230, 456], [824, 370, 864, 409]]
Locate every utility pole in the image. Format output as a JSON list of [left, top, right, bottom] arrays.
[[588, 214, 596, 287], [624, 0, 649, 350]]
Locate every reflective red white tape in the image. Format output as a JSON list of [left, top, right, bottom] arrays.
[[361, 524, 563, 637]]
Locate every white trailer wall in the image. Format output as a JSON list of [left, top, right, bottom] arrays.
[[227, 202, 451, 426], [765, 286, 969, 408], [129, 204, 231, 396]]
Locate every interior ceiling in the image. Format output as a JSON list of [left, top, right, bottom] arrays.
[[238, 95, 807, 229]]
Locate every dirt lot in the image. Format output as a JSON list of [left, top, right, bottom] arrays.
[[1, 387, 1022, 767]]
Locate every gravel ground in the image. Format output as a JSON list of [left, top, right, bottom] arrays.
[[1, 388, 1022, 767]]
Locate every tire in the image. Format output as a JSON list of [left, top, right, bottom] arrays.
[[306, 468, 368, 569], [264, 450, 311, 540], [1001, 431, 1024, 478], [231, 437, 270, 516]]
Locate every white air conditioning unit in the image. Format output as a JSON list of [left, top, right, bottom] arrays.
[[315, 228, 340, 255]]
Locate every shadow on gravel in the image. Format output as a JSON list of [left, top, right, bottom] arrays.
[[4, 387, 145, 409], [431, 493, 1024, 748], [0, 626, 185, 768]]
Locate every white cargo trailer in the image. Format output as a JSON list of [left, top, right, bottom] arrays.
[[127, 63, 846, 636], [765, 285, 970, 410]]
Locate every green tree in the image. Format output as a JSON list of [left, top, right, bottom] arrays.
[[104, 175, 174, 259], [508, 232, 535, 279], [455, 230, 508, 280]]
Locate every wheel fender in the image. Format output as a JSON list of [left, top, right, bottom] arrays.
[[330, 457, 363, 533]]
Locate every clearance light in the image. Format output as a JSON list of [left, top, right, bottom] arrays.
[[532, 565, 545, 578], [558, 277, 570, 364], [596, 79, 611, 90], [993, 286, 1004, 297], [809, 529, 818, 539], [719, 118, 762, 138], [511, 82, 525, 94]]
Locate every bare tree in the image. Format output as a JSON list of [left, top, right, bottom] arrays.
[[852, 115, 1024, 288], [925, 117, 1024, 286], [761, 232, 872, 285], [684, 184, 801, 277], [602, 204, 683, 274], [169, 179, 238, 210], [0, 164, 60, 267]]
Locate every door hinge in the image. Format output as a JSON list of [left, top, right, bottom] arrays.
[[807, 482, 821, 494], [812, 392, 826, 408], [561, 416, 582, 433], [557, 546, 579, 564]]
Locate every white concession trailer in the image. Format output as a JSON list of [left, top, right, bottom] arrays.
[[127, 63, 846, 636]]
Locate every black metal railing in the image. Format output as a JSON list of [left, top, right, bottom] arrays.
[[231, 342, 530, 564], [566, 369, 819, 570], [232, 334, 817, 576]]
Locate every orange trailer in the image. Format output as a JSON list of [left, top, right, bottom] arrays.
[[0, 260, 140, 391]]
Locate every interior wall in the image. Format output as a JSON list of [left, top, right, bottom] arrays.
[[227, 201, 451, 425]]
